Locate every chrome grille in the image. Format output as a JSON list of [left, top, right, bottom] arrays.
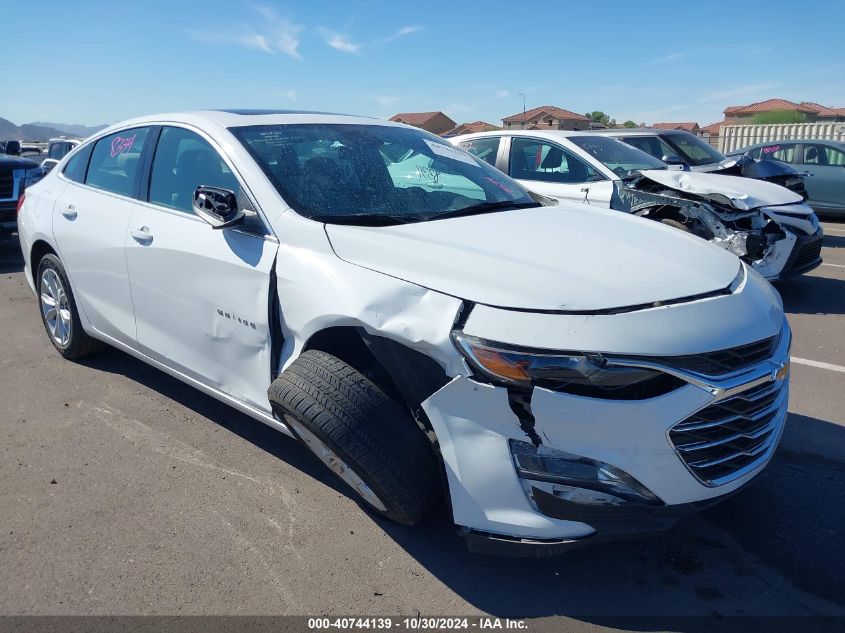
[[669, 380, 786, 486], [794, 239, 822, 269], [640, 336, 778, 377], [0, 171, 13, 199]]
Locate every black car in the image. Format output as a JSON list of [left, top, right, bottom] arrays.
[[0, 153, 43, 237]]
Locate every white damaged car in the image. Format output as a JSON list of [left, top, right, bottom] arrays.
[[452, 130, 823, 280], [18, 110, 790, 556]]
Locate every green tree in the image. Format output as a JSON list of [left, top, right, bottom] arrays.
[[750, 111, 807, 125], [585, 111, 616, 128], [623, 120, 637, 128]]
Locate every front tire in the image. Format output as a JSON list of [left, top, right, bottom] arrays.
[[36, 254, 105, 359], [268, 350, 442, 525]]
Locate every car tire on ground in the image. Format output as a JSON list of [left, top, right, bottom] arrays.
[[36, 254, 106, 359], [268, 350, 442, 525]]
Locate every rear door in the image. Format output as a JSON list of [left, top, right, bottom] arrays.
[[52, 127, 152, 346], [506, 137, 613, 206], [125, 125, 278, 413], [799, 143, 845, 212]]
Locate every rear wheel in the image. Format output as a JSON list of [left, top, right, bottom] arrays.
[[36, 254, 105, 359], [268, 350, 441, 525]]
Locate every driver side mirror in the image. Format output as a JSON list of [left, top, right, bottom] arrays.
[[192, 186, 244, 229], [661, 154, 685, 165]]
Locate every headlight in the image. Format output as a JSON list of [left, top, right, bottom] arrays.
[[452, 332, 677, 397]]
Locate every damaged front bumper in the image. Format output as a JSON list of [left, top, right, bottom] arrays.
[[613, 176, 822, 280], [765, 225, 823, 280], [422, 287, 791, 557]]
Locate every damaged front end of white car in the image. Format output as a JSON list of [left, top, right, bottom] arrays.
[[613, 170, 823, 280]]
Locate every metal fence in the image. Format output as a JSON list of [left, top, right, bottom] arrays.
[[717, 122, 845, 154]]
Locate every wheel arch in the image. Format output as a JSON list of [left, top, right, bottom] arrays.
[[29, 239, 58, 287], [302, 326, 451, 416]]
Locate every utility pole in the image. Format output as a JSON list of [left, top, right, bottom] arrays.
[[518, 92, 526, 129]]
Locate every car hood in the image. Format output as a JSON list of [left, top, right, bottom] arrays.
[[325, 205, 740, 311], [0, 155, 40, 169], [639, 169, 802, 210]]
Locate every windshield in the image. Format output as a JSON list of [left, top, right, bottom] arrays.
[[230, 124, 536, 224], [568, 135, 666, 178], [664, 132, 726, 166]]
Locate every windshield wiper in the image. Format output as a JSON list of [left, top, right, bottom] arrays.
[[313, 213, 415, 226], [429, 201, 537, 221]]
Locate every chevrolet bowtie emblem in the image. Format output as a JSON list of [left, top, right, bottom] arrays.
[[773, 361, 790, 382]]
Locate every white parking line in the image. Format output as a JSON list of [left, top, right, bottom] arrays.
[[821, 263, 845, 269], [823, 227, 845, 234], [791, 357, 845, 373]]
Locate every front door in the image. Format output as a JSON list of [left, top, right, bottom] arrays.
[[506, 137, 613, 206], [125, 126, 279, 413], [800, 143, 845, 212]]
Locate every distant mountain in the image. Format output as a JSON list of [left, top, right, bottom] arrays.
[[28, 121, 107, 137], [0, 117, 107, 141]]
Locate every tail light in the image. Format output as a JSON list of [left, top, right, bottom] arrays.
[[16, 192, 26, 215]]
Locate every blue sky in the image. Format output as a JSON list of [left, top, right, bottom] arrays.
[[4, 0, 845, 127]]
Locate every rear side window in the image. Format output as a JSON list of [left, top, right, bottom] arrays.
[[148, 127, 240, 214], [759, 143, 796, 163], [456, 137, 500, 166], [85, 128, 150, 197], [62, 145, 93, 183]]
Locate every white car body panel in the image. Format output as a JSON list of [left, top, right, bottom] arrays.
[[125, 205, 279, 413], [17, 111, 791, 549], [52, 181, 138, 346], [638, 169, 802, 210], [327, 205, 739, 311]]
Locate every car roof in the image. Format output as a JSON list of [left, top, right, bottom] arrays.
[[590, 128, 690, 136], [740, 138, 845, 148], [98, 109, 389, 136], [452, 129, 602, 142]]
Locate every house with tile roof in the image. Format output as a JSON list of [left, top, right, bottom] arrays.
[[723, 98, 845, 124], [441, 121, 501, 137], [652, 122, 700, 133], [501, 105, 591, 131], [389, 111, 457, 135]]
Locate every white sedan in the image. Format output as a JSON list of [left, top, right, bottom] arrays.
[[18, 110, 790, 555], [451, 130, 823, 280]]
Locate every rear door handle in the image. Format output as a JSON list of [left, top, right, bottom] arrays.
[[130, 226, 153, 244], [60, 205, 77, 220], [802, 171, 814, 176]]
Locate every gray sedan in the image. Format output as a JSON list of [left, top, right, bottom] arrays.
[[728, 139, 845, 216]]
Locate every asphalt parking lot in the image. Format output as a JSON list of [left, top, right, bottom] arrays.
[[0, 221, 843, 629]]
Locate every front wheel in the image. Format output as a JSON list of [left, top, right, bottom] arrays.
[[268, 350, 442, 525]]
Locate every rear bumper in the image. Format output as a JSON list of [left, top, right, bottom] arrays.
[[774, 227, 823, 279]]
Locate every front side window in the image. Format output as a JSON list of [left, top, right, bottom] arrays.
[[85, 128, 150, 197], [759, 143, 796, 163], [569, 135, 665, 178], [149, 127, 240, 213], [804, 144, 845, 166], [456, 137, 500, 166], [509, 138, 601, 184], [231, 124, 535, 225]]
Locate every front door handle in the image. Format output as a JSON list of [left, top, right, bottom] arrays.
[[802, 171, 814, 177], [130, 226, 153, 244], [60, 205, 77, 220]]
